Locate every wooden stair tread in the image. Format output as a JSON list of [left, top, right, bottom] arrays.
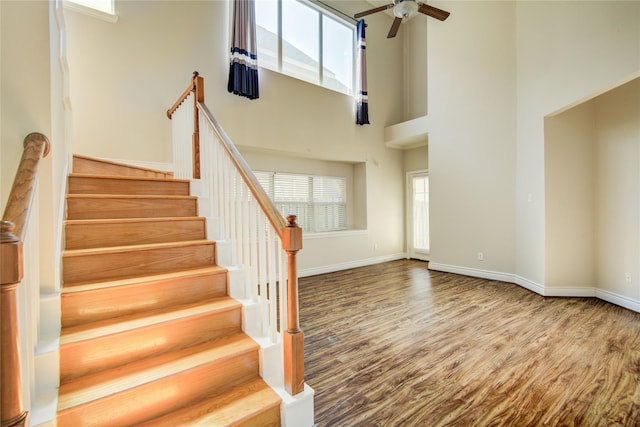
[[61, 297, 240, 343], [61, 265, 226, 294], [58, 333, 258, 411], [67, 193, 196, 200], [65, 216, 205, 226], [139, 377, 281, 427], [58, 154, 280, 425], [63, 239, 213, 258], [69, 173, 190, 184]]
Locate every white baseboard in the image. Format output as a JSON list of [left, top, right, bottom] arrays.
[[542, 286, 596, 298], [299, 253, 407, 278], [428, 263, 516, 284], [596, 288, 640, 312], [428, 262, 640, 313]]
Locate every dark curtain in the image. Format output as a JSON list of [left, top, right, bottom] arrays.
[[355, 19, 370, 125], [228, 0, 259, 100]]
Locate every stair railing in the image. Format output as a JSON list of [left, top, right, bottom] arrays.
[[1, 132, 50, 427], [167, 72, 305, 396]]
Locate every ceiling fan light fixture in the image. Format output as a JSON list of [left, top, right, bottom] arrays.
[[393, 0, 419, 18]]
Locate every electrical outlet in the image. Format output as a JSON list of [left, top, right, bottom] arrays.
[[625, 272, 632, 283], [477, 252, 484, 261]]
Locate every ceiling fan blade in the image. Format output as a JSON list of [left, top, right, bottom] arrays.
[[387, 17, 403, 38], [354, 4, 394, 19], [418, 3, 450, 21]]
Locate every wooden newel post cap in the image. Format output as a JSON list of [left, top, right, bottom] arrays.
[[286, 215, 298, 227], [283, 215, 302, 252], [1, 221, 19, 243]]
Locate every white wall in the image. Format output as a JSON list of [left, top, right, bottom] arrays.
[[516, 1, 640, 286], [426, 1, 517, 276], [64, 0, 407, 274]]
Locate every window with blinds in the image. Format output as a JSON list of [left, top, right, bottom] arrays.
[[255, 171, 347, 233]]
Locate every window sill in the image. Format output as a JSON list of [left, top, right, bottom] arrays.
[[303, 229, 368, 240]]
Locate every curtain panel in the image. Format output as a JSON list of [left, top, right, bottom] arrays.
[[228, 0, 260, 100], [355, 19, 370, 125]]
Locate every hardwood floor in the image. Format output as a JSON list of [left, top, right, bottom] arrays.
[[299, 259, 640, 426]]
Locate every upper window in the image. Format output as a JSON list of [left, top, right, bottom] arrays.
[[66, 0, 113, 14], [255, 0, 355, 95], [64, 0, 117, 21]]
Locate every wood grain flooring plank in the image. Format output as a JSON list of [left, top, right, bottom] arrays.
[[299, 259, 640, 426]]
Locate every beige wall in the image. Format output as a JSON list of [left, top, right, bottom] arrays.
[[1, 0, 52, 208], [426, 0, 517, 275], [544, 101, 596, 291], [64, 0, 407, 273], [424, 0, 640, 289], [594, 78, 640, 301], [403, 145, 427, 173], [544, 77, 640, 307], [1, 0, 70, 415], [2, 0, 70, 289], [515, 1, 640, 285]]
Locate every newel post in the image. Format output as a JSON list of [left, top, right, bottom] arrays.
[[0, 221, 28, 427], [192, 71, 204, 179], [282, 215, 305, 395]]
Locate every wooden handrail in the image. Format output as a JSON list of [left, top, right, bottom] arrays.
[[167, 71, 202, 179], [2, 133, 50, 240], [1, 132, 50, 427], [196, 102, 288, 235], [168, 74, 305, 395]]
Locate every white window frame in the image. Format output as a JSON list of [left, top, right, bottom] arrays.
[[64, 0, 118, 23], [255, 0, 356, 95]]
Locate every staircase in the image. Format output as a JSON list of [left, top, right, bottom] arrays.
[[56, 155, 281, 426]]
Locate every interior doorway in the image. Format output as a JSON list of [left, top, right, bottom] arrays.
[[407, 170, 429, 261]]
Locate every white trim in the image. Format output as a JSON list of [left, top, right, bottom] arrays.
[[429, 262, 640, 314], [513, 274, 546, 295], [596, 289, 640, 313], [63, 0, 118, 23], [543, 286, 596, 298], [303, 229, 367, 240], [299, 252, 406, 277], [428, 262, 516, 284]]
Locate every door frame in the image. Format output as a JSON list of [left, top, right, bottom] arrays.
[[406, 169, 430, 261]]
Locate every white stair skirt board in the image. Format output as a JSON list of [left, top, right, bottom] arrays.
[[278, 384, 315, 427]]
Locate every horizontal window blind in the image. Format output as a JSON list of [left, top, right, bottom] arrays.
[[256, 171, 346, 232]]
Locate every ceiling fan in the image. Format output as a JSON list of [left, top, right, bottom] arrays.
[[354, 0, 450, 38]]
